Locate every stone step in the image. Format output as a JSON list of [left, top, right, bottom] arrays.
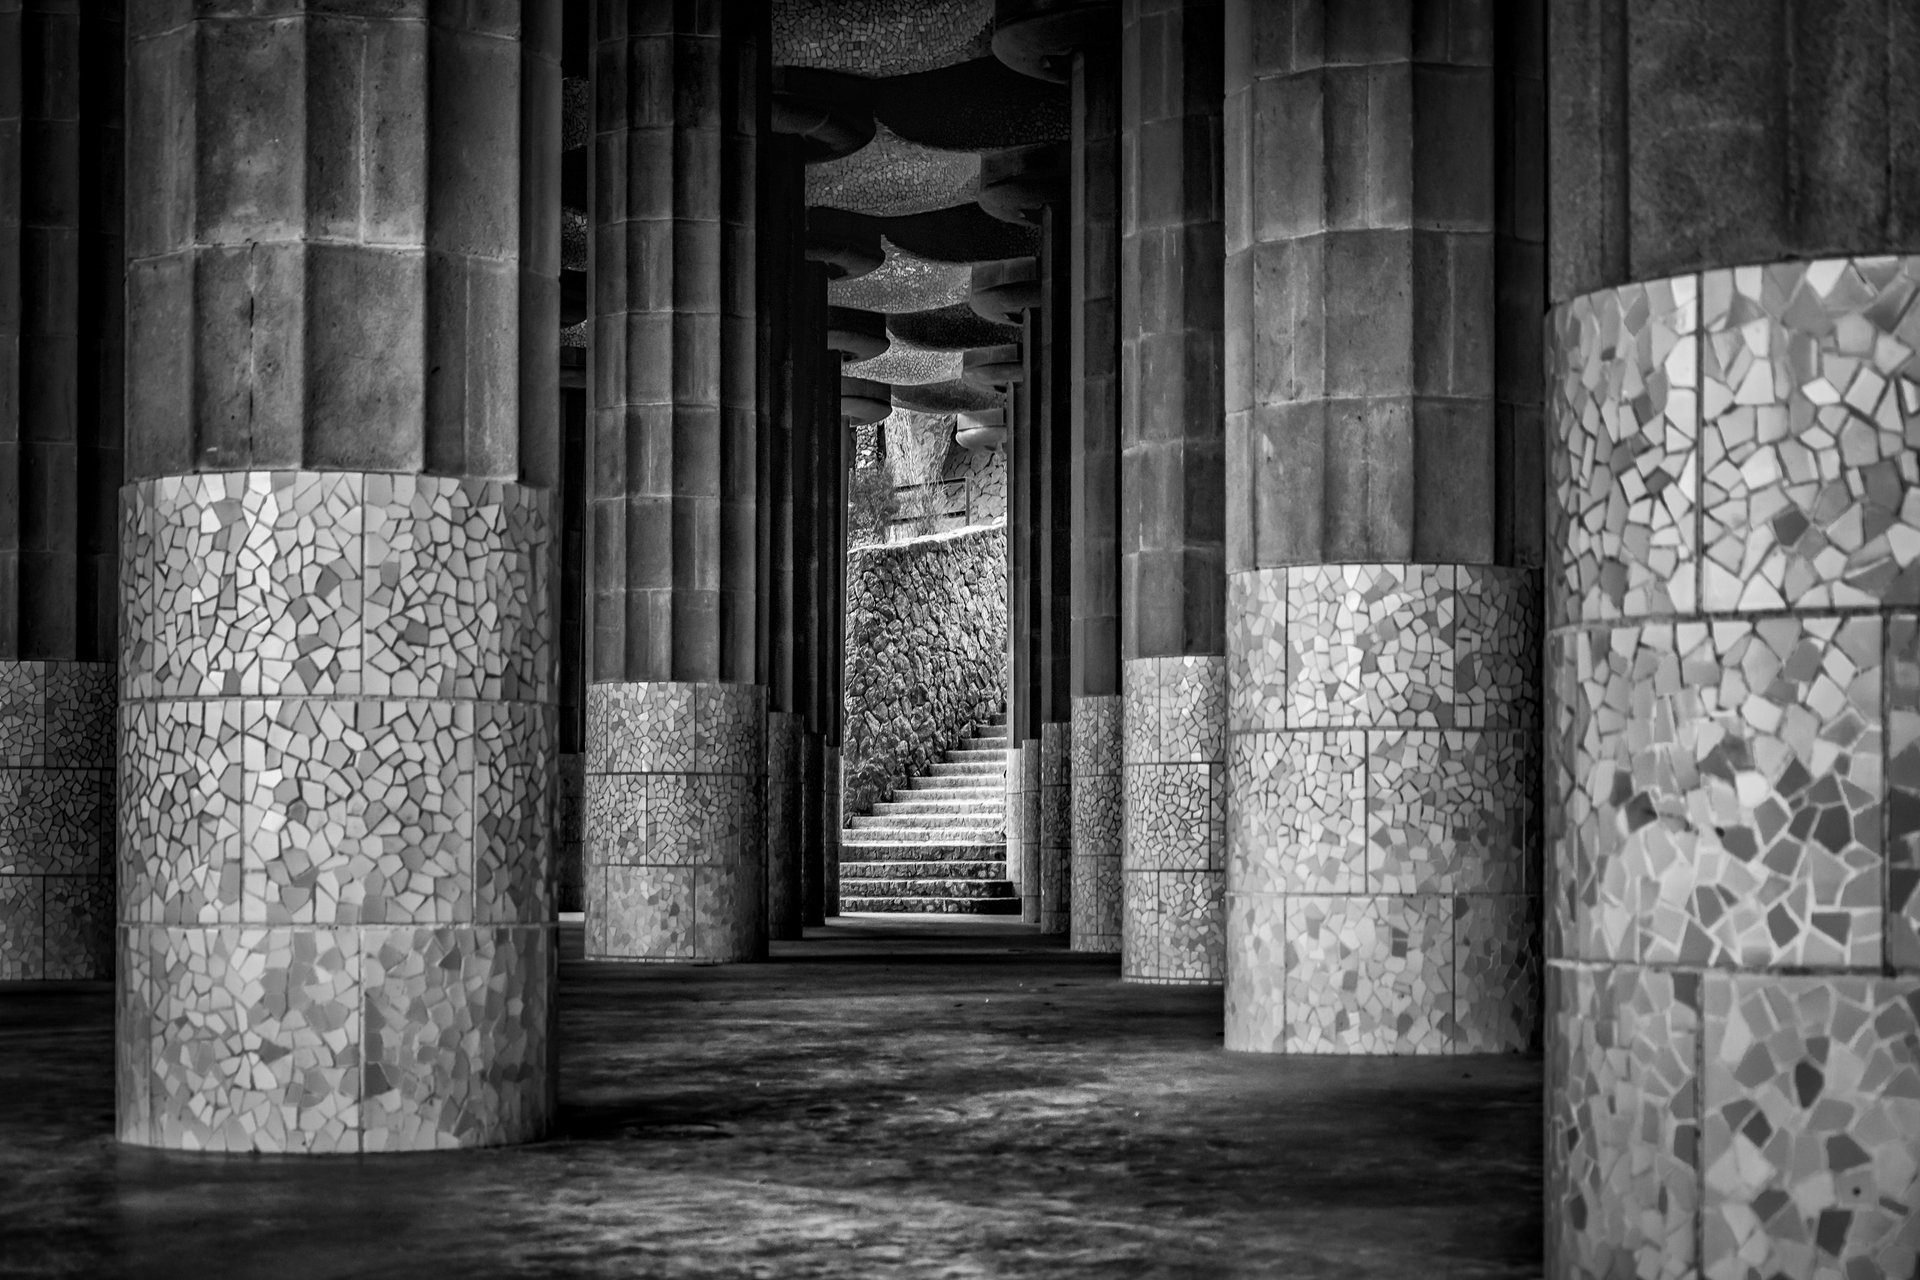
[[927, 761, 1004, 777], [945, 748, 1008, 762], [839, 841, 1007, 863], [970, 725, 1009, 740], [986, 712, 1008, 725], [902, 780, 1000, 796], [840, 877, 1015, 900], [842, 859, 1008, 880], [838, 895, 1021, 915], [873, 798, 1003, 816], [842, 826, 1002, 844], [849, 812, 1002, 831]]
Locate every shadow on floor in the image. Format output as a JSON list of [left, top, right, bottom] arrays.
[[1, 916, 1542, 1279]]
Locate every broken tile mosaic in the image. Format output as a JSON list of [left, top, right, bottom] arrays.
[[1700, 258, 1920, 612], [585, 680, 767, 963], [1547, 962, 1701, 1280], [1553, 617, 1883, 970], [1284, 895, 1451, 1054], [1547, 274, 1699, 626], [1701, 973, 1920, 1280]]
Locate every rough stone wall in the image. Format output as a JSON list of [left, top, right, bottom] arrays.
[[843, 524, 1008, 818]]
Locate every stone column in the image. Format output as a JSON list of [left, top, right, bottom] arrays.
[[762, 134, 805, 941], [1219, 2, 1542, 1056], [1036, 192, 1074, 937], [119, 2, 561, 1152], [1545, 3, 1920, 1274], [1070, 33, 1123, 954], [0, 1, 120, 983], [1118, 0, 1226, 984], [585, 2, 767, 964]]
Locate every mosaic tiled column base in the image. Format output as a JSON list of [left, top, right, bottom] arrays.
[[1547, 259, 1920, 1279], [1069, 696, 1122, 953], [824, 745, 841, 918], [1223, 564, 1540, 1054], [1121, 656, 1226, 985], [585, 680, 766, 963], [117, 471, 557, 1152], [1019, 739, 1041, 924], [1004, 742, 1028, 900], [766, 711, 801, 939], [1038, 721, 1070, 935], [556, 754, 585, 914], [0, 661, 114, 981]]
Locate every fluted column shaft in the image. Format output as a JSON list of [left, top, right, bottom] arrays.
[[585, 1, 767, 964], [1220, 0, 1543, 1059], [1069, 36, 1123, 954], [763, 135, 804, 941], [1118, 0, 1226, 984], [1545, 2, 1920, 1274], [119, 1, 561, 1152], [0, 0, 121, 983]]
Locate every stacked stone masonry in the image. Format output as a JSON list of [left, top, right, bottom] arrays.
[[1122, 655, 1226, 984], [1547, 257, 1920, 1280], [0, 662, 114, 980], [1223, 563, 1541, 1056], [117, 471, 556, 1152], [1038, 720, 1070, 934], [842, 524, 1009, 820], [1069, 695, 1121, 952], [584, 681, 767, 964]]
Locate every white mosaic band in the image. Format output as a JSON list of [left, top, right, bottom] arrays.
[[1069, 695, 1121, 954], [116, 470, 557, 1152], [1222, 563, 1540, 1055], [0, 660, 114, 980], [584, 679, 767, 962], [1121, 655, 1226, 985], [1545, 257, 1920, 1278]]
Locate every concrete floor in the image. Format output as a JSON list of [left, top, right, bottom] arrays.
[[1, 915, 1542, 1278]]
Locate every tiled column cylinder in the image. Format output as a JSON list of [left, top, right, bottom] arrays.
[[1069, 695, 1122, 951], [1223, 565, 1539, 1052], [586, 3, 767, 958], [1122, 656, 1226, 982], [1545, 3, 1920, 1271], [584, 681, 765, 961], [1038, 721, 1071, 933], [1118, 0, 1226, 984], [1547, 262, 1920, 1276], [119, 4, 561, 1152], [1219, 0, 1544, 1048], [0, 2, 122, 981], [766, 710, 801, 939], [1067, 36, 1123, 954]]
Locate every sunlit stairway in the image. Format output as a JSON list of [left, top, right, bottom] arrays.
[[840, 712, 1016, 914]]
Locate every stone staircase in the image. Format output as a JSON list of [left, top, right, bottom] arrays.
[[840, 712, 1016, 914]]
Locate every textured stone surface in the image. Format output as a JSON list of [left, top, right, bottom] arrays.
[[1547, 258, 1920, 1280], [1121, 656, 1226, 985], [1224, 564, 1540, 1055], [843, 525, 1009, 819], [585, 681, 767, 964], [117, 471, 555, 1152], [1069, 696, 1121, 953], [0, 662, 115, 982]]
